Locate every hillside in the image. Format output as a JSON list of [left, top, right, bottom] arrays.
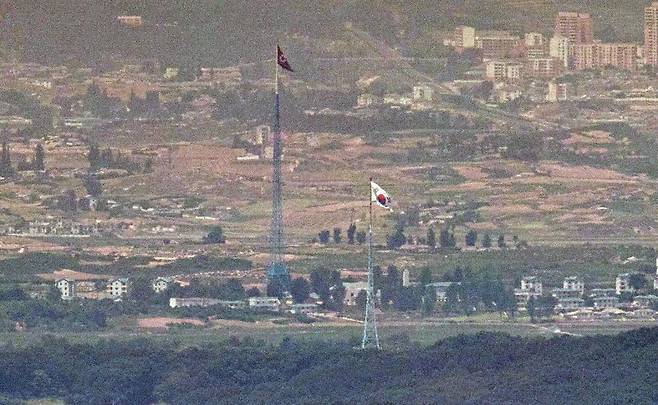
[[0, 327, 656, 404], [1, 0, 649, 67]]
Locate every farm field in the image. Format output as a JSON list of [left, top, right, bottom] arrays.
[[1, 317, 655, 348]]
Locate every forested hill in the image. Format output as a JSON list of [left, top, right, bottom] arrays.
[[0, 327, 656, 404], [0, 0, 648, 67]]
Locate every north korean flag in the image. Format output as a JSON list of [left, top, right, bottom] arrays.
[[277, 45, 294, 72]]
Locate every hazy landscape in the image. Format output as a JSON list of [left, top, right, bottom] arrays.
[[0, 1, 657, 404]]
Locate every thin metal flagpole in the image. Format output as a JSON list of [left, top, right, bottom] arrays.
[[362, 177, 380, 349], [275, 44, 279, 95]]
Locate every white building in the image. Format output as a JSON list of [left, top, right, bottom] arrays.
[[248, 297, 280, 312], [525, 32, 545, 47], [633, 295, 658, 308], [290, 303, 318, 315], [593, 295, 620, 309], [549, 34, 570, 68], [107, 278, 129, 298], [547, 82, 573, 102], [514, 276, 543, 308], [402, 269, 411, 287], [615, 273, 635, 295], [356, 94, 380, 108], [556, 297, 584, 311], [55, 279, 76, 300], [343, 281, 368, 306], [412, 84, 433, 102], [485, 60, 522, 81], [152, 277, 170, 293], [563, 276, 584, 295], [426, 282, 460, 303], [169, 298, 246, 309]]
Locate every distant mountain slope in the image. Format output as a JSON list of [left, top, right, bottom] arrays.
[[0, 0, 648, 66]]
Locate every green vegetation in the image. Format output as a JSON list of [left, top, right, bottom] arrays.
[[0, 327, 655, 404]]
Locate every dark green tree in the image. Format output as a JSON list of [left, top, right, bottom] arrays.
[[355, 231, 367, 245], [427, 227, 436, 249], [33, 143, 45, 172], [497, 234, 506, 248], [482, 233, 492, 248], [465, 229, 477, 247], [333, 228, 342, 244], [527, 296, 537, 323], [318, 230, 330, 244], [421, 286, 437, 316], [387, 226, 406, 249], [439, 228, 456, 248], [290, 277, 310, 304], [203, 226, 225, 244], [419, 267, 432, 286], [129, 277, 154, 302], [346, 223, 357, 244]]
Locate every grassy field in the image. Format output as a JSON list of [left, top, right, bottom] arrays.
[[1, 318, 654, 348]]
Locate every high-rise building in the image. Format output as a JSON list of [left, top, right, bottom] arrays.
[[555, 12, 593, 44], [572, 42, 638, 71], [549, 34, 570, 68], [524, 32, 545, 47], [454, 26, 476, 52], [645, 2, 658, 67], [476, 31, 521, 58]]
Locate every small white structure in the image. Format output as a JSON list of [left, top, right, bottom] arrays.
[[248, 297, 280, 312], [633, 295, 658, 308], [169, 298, 246, 309], [413, 84, 433, 102], [343, 281, 368, 306], [107, 278, 129, 298], [402, 269, 411, 287], [290, 303, 318, 315], [556, 297, 584, 311], [563, 276, 584, 295], [426, 282, 460, 303], [514, 276, 542, 308], [593, 295, 620, 309], [615, 273, 635, 295], [55, 279, 76, 300], [152, 277, 170, 293]]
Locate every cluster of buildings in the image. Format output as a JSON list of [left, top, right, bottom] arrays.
[[56, 277, 129, 301], [514, 262, 658, 319], [446, 6, 658, 104]]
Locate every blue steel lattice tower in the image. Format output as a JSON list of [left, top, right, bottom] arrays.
[[267, 62, 290, 292]]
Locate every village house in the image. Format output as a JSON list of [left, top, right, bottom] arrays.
[[632, 295, 658, 308], [152, 277, 171, 293], [556, 297, 585, 311], [343, 281, 368, 306], [55, 279, 76, 300], [169, 298, 246, 309], [615, 273, 635, 295], [248, 297, 280, 312], [107, 278, 129, 298], [514, 276, 543, 308], [290, 303, 318, 315], [593, 295, 620, 309]]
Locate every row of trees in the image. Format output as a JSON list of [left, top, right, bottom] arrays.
[[87, 145, 152, 173], [0, 142, 45, 177], [317, 224, 366, 244]]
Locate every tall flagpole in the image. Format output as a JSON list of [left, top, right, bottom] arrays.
[[362, 177, 380, 349], [267, 44, 289, 293]]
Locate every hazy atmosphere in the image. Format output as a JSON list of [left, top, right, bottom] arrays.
[[0, 1, 657, 404]]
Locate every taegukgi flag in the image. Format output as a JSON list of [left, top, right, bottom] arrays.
[[371, 181, 392, 210]]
